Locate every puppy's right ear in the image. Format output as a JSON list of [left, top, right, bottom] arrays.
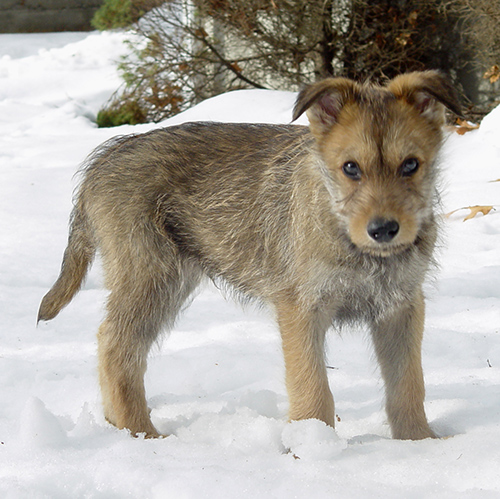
[[293, 78, 359, 139]]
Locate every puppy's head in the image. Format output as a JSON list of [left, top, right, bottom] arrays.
[[294, 71, 462, 257]]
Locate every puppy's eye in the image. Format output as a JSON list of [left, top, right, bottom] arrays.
[[342, 161, 362, 180], [401, 158, 419, 177]]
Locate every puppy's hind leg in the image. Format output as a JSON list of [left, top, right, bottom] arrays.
[[98, 250, 201, 438], [371, 290, 436, 440], [98, 310, 159, 438]]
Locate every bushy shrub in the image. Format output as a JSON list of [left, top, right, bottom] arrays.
[[96, 0, 496, 126]]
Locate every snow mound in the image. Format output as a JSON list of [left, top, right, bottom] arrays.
[[282, 419, 347, 460]]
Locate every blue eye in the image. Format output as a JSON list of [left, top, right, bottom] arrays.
[[342, 161, 362, 180], [401, 158, 419, 177]]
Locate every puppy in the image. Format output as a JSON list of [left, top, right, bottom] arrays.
[[39, 71, 461, 439]]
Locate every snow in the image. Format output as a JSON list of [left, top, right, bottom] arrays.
[[1, 31, 500, 498]]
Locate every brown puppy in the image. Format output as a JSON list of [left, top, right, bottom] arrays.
[[39, 71, 461, 440]]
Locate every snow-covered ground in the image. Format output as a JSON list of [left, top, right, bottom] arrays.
[[1, 31, 499, 498]]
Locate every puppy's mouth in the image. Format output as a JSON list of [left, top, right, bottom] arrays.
[[358, 240, 414, 258]]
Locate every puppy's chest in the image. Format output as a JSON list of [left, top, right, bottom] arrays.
[[314, 255, 422, 324]]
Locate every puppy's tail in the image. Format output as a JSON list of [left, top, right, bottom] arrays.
[[37, 201, 96, 323]]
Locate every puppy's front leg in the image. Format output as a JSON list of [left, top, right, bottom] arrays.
[[371, 290, 436, 440], [276, 297, 335, 427]]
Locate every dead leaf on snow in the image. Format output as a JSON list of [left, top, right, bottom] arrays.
[[454, 118, 480, 135], [446, 205, 495, 221]]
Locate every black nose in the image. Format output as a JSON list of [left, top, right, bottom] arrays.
[[367, 218, 400, 243]]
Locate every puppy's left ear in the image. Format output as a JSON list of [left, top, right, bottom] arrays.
[[293, 77, 360, 139], [387, 70, 463, 124]]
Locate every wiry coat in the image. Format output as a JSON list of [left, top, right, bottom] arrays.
[[39, 71, 461, 440]]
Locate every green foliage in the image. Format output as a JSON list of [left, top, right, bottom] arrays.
[[92, 0, 134, 31], [96, 98, 147, 127]]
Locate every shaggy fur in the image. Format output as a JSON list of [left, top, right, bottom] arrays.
[[39, 71, 461, 439]]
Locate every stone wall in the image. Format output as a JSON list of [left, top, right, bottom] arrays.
[[0, 0, 103, 33]]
